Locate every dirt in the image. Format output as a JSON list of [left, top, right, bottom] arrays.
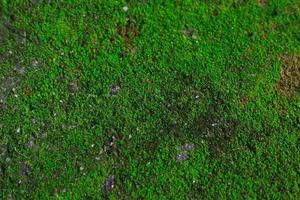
[[0, 76, 20, 104], [69, 80, 80, 94], [0, 14, 40, 107], [277, 54, 300, 98], [161, 73, 238, 156], [191, 107, 238, 157], [102, 175, 115, 194], [21, 163, 31, 176], [109, 80, 121, 96]]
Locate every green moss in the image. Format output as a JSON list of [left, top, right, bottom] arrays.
[[0, 0, 299, 199]]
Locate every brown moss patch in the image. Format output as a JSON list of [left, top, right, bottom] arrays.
[[23, 85, 33, 97], [239, 96, 248, 106], [257, 0, 268, 7], [277, 54, 300, 97], [117, 17, 140, 49]]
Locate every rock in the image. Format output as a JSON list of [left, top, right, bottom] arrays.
[[102, 175, 115, 193]]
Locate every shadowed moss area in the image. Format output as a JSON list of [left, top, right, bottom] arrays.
[[0, 0, 299, 199]]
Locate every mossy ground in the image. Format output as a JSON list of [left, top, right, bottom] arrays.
[[0, 0, 299, 199]]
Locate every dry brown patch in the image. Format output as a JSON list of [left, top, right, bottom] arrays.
[[23, 85, 33, 97], [279, 105, 287, 115], [117, 18, 140, 49], [240, 96, 248, 106], [257, 0, 268, 7], [261, 33, 268, 40], [277, 54, 300, 97]]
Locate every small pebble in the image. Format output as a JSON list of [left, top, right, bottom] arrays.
[[123, 6, 128, 12], [177, 143, 194, 162], [177, 153, 189, 162], [33, 60, 39, 67]]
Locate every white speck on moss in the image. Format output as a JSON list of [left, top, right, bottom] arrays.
[[95, 156, 100, 161], [212, 123, 218, 127], [123, 6, 128, 12]]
